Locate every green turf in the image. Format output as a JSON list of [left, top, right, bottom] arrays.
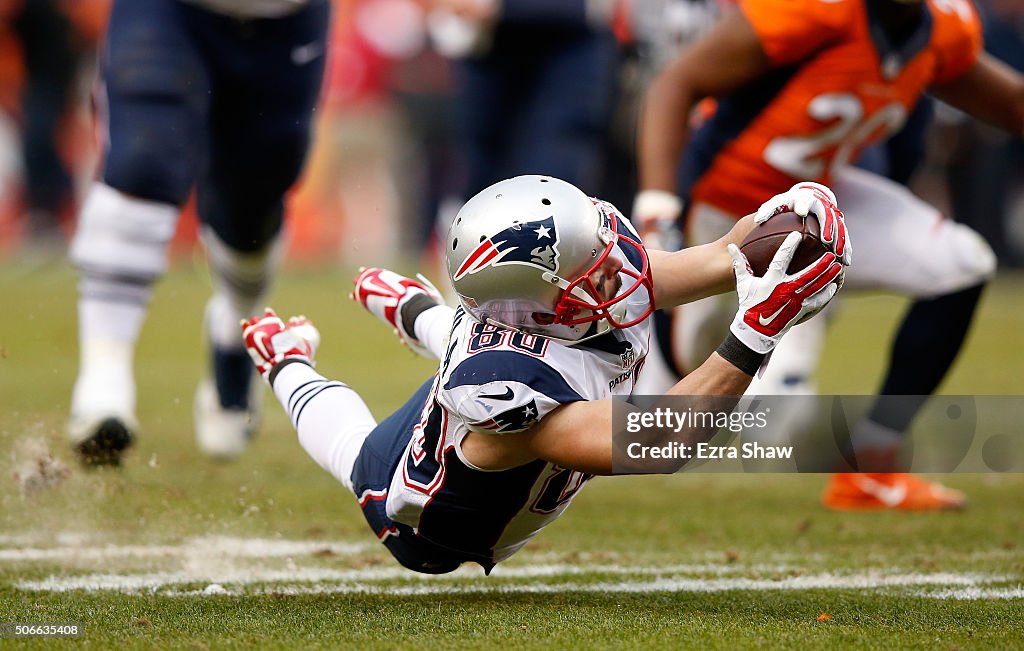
[[0, 257, 1022, 650]]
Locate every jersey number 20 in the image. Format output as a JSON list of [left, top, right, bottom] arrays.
[[764, 94, 907, 179]]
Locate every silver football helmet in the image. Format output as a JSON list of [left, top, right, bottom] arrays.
[[446, 175, 654, 343]]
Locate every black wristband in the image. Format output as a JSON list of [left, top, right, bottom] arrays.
[[401, 293, 441, 340], [715, 332, 766, 377], [268, 357, 311, 387]]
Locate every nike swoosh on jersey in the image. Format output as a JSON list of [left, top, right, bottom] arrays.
[[479, 387, 515, 401], [758, 300, 791, 327]]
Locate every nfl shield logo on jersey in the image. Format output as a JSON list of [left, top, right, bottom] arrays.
[[453, 217, 560, 281]]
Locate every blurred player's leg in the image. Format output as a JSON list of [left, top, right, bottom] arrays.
[[192, 1, 329, 459], [822, 166, 994, 510], [67, 0, 207, 465], [195, 227, 283, 459], [508, 29, 618, 194]]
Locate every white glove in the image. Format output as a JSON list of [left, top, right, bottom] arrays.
[[631, 189, 684, 251], [728, 232, 844, 354], [754, 181, 852, 266]]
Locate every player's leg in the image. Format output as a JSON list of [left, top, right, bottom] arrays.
[[822, 166, 995, 509], [270, 362, 378, 494], [272, 358, 463, 573], [510, 30, 618, 193], [67, 0, 207, 465], [453, 54, 516, 198], [191, 1, 330, 459], [348, 379, 466, 574]]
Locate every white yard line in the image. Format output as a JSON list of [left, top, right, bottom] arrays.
[[0, 536, 369, 562], [233, 572, 1018, 598], [914, 586, 1024, 600], [14, 565, 1013, 598], [3, 536, 1019, 599]]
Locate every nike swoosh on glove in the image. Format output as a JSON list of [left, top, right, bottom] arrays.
[[729, 231, 844, 354]]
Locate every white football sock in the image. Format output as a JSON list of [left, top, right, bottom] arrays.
[[69, 183, 177, 422], [414, 305, 455, 360], [272, 362, 377, 494], [201, 226, 284, 350]]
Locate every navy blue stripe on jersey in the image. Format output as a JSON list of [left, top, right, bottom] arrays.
[[443, 351, 585, 405], [579, 330, 633, 357], [401, 393, 446, 490], [612, 214, 645, 272], [653, 309, 683, 377], [676, 66, 800, 200]]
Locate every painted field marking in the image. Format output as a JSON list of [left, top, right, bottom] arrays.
[[3, 536, 1020, 600], [0, 536, 369, 562]]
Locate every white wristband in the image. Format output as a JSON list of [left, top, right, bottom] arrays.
[[632, 189, 683, 225]]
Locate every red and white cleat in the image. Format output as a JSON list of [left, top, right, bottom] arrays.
[[351, 267, 442, 357]]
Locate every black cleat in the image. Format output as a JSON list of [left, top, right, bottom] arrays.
[[74, 417, 135, 467]]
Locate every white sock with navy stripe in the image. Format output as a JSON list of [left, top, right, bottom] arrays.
[[271, 362, 377, 494]]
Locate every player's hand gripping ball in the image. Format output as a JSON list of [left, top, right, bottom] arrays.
[[740, 210, 827, 276], [754, 181, 852, 266]]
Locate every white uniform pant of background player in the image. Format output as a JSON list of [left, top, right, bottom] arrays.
[[634, 166, 997, 412]]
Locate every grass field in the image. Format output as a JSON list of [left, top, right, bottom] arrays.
[[1, 256, 1022, 649]]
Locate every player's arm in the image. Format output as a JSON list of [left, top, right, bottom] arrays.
[[646, 214, 756, 307], [517, 353, 753, 475], [463, 236, 845, 475], [637, 9, 770, 195], [929, 53, 1024, 136], [647, 182, 850, 308]]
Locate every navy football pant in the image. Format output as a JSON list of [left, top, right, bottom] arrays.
[[100, 0, 329, 251]]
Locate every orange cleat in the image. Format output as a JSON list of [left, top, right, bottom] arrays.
[[821, 473, 966, 511]]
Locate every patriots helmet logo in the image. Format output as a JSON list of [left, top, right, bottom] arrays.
[[453, 216, 559, 281]]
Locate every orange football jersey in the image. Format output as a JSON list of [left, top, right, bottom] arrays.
[[683, 0, 982, 217]]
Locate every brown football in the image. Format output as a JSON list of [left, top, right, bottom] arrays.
[[739, 210, 827, 276]]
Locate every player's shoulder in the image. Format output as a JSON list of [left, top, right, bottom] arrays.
[[926, 0, 982, 49], [740, 0, 855, 34], [738, 0, 853, 65], [441, 337, 584, 407], [439, 325, 586, 435]]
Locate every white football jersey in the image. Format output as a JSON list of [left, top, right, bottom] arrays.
[[384, 212, 652, 565], [178, 0, 311, 19]]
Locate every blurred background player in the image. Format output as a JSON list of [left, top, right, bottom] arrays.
[[0, 0, 108, 248], [243, 175, 845, 574], [66, 0, 330, 465], [426, 0, 623, 222], [633, 0, 1024, 509]]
